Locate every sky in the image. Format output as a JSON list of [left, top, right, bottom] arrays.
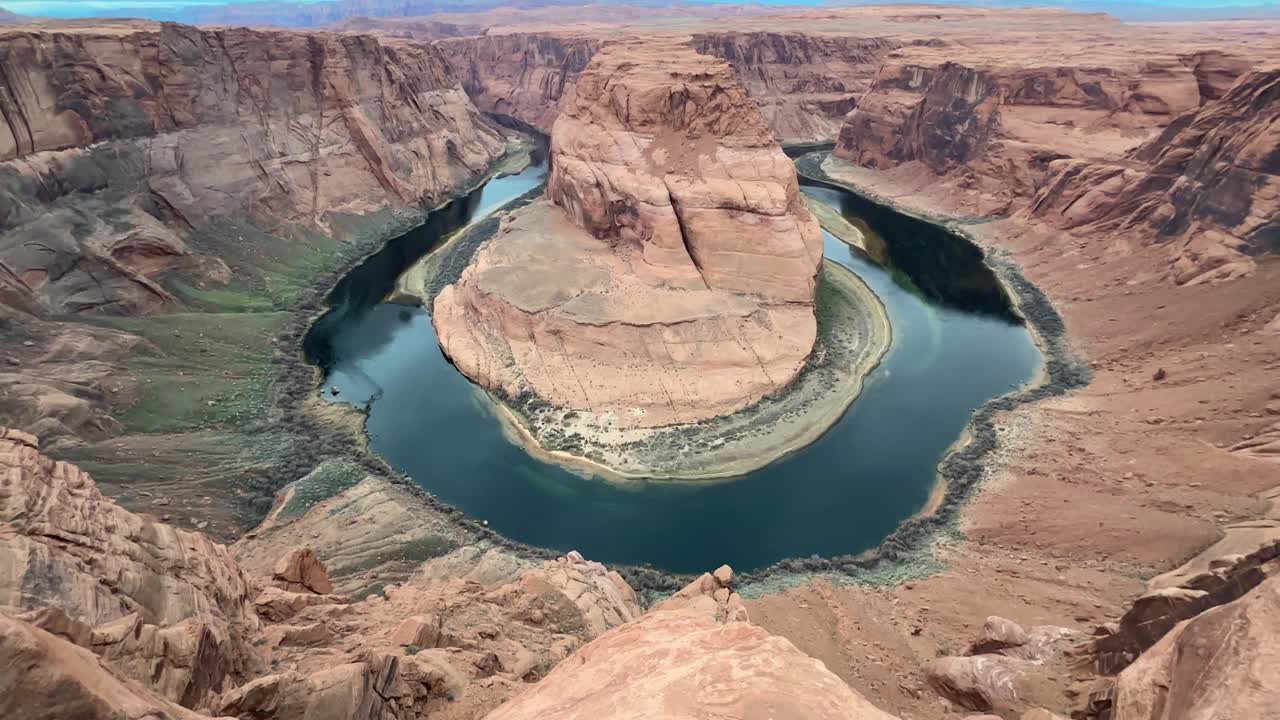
[[3, 0, 1278, 21], [0, 0, 322, 16]]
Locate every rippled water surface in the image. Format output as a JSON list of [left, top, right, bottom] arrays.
[[304, 161, 1043, 573]]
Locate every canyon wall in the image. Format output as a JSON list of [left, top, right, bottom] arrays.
[[1030, 69, 1280, 286], [691, 31, 900, 144], [433, 41, 822, 429], [435, 32, 597, 133], [0, 22, 506, 316], [834, 55, 1216, 211], [437, 30, 899, 144]]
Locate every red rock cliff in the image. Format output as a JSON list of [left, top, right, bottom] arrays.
[[834, 55, 1213, 210], [433, 41, 822, 430], [436, 32, 597, 132], [691, 31, 900, 143], [1030, 69, 1280, 286], [0, 22, 505, 315]]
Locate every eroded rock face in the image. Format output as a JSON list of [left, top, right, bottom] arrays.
[[0, 614, 221, 720], [272, 548, 336, 595], [232, 550, 643, 720], [545, 41, 822, 302], [0, 22, 505, 316], [433, 41, 822, 429], [0, 428, 261, 707], [1030, 69, 1280, 286], [436, 33, 598, 132], [485, 568, 900, 720], [1112, 575, 1280, 720], [1090, 538, 1280, 675], [691, 31, 900, 143], [835, 56, 1210, 210]]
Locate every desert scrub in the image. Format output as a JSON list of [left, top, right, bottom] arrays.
[[277, 458, 367, 521], [91, 312, 284, 433]]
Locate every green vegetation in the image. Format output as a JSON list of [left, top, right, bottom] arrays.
[[90, 312, 285, 433], [277, 459, 367, 520]]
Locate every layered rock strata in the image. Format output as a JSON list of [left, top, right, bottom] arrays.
[[1029, 69, 1280, 286], [0, 21, 505, 316], [834, 56, 1213, 211], [691, 31, 900, 143], [436, 32, 598, 132], [0, 427, 261, 708], [434, 42, 823, 429]]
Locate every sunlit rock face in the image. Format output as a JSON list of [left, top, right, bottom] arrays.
[[433, 41, 823, 429], [1030, 69, 1280, 286], [0, 22, 505, 316]]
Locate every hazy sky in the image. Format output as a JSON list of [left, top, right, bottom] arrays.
[[3, 0, 1277, 20], [1, 0, 321, 16]]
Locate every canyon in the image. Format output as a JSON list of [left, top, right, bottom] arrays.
[[0, 4, 1278, 720]]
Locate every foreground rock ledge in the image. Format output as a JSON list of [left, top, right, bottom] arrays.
[[433, 40, 824, 432], [0, 427, 905, 720]]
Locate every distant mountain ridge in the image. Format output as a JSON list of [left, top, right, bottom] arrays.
[[2, 0, 1278, 27]]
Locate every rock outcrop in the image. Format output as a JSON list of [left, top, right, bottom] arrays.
[[0, 614, 221, 720], [433, 41, 823, 429], [271, 548, 335, 595], [691, 31, 900, 143], [0, 427, 261, 707], [1110, 574, 1280, 720], [436, 32, 598, 132], [0, 22, 505, 316], [486, 567, 900, 720], [834, 56, 1210, 211], [1089, 538, 1280, 675], [926, 616, 1078, 715], [1030, 69, 1280, 286]]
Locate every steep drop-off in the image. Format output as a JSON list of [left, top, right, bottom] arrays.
[[834, 55, 1221, 212], [433, 41, 823, 431], [0, 21, 506, 316], [1030, 69, 1280, 286], [691, 31, 901, 144], [435, 32, 597, 133], [0, 426, 905, 720]]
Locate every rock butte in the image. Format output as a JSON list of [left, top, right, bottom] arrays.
[[433, 41, 824, 429]]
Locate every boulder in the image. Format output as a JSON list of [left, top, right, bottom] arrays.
[[252, 587, 348, 623], [271, 548, 335, 595], [389, 615, 442, 649], [970, 616, 1031, 655], [217, 664, 397, 720], [926, 655, 1025, 712]]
